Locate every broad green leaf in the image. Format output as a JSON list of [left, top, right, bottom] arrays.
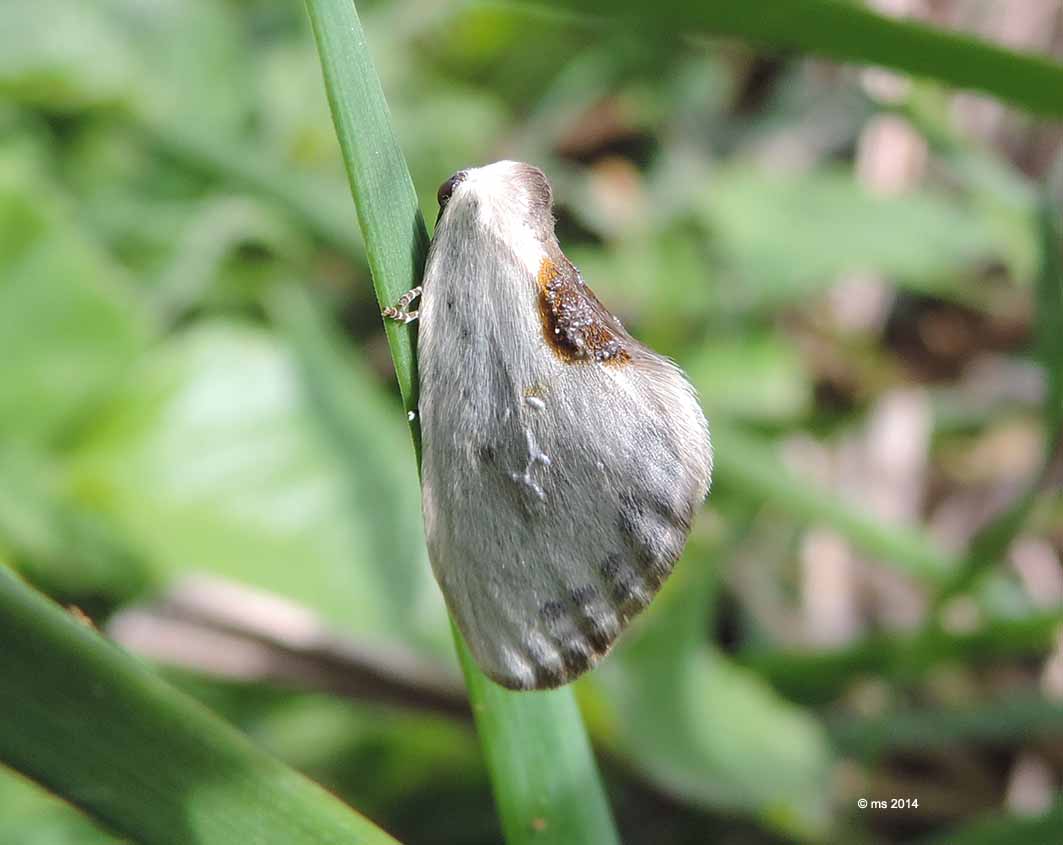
[[0, 446, 151, 604], [0, 0, 134, 109], [144, 123, 364, 263], [0, 1, 363, 265], [161, 679, 494, 844], [0, 0, 249, 132], [0, 566, 401, 845], [0, 768, 120, 845], [270, 286, 452, 652], [686, 334, 812, 422], [0, 142, 152, 446], [597, 565, 833, 839], [69, 323, 447, 651], [542, 0, 1063, 117], [702, 167, 1001, 307]]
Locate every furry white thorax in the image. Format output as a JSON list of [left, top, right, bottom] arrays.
[[416, 161, 712, 690], [453, 161, 548, 274]]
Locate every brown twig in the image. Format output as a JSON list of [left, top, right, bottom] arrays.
[[107, 574, 469, 719]]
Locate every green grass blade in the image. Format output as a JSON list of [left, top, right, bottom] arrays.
[[931, 190, 1063, 604], [303, 0, 427, 430], [830, 691, 1063, 758], [456, 633, 620, 845], [1038, 180, 1063, 441], [0, 565, 400, 845], [303, 1, 620, 842], [544, 0, 1063, 117], [741, 609, 1063, 705]]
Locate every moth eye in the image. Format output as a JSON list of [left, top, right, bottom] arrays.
[[437, 170, 468, 210]]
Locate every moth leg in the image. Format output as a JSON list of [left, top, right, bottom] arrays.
[[382, 286, 422, 324]]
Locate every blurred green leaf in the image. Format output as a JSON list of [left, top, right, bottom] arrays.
[[906, 99, 1042, 285], [0, 0, 134, 109], [687, 334, 812, 422], [0, 1, 364, 266], [920, 802, 1063, 845], [831, 691, 1063, 758], [598, 564, 833, 839], [150, 197, 311, 321], [713, 422, 955, 584], [545, 0, 1063, 117], [0, 768, 121, 845], [0, 446, 151, 604], [270, 286, 451, 652], [931, 190, 1063, 604], [0, 0, 250, 130], [69, 322, 446, 649], [0, 566, 401, 844], [237, 693, 486, 809], [1036, 188, 1063, 457], [702, 167, 1001, 308], [143, 122, 364, 263], [742, 609, 1063, 705], [157, 680, 496, 844], [0, 142, 153, 446]]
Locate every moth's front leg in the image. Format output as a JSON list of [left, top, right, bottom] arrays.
[[382, 286, 422, 324]]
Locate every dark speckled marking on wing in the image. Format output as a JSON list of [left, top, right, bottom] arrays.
[[618, 491, 689, 585], [540, 599, 566, 622], [611, 576, 649, 619], [561, 644, 592, 678], [578, 618, 614, 655], [532, 663, 565, 690], [600, 553, 623, 580], [497, 493, 695, 689]]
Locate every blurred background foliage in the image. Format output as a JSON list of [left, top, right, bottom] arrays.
[[1, 0, 1061, 842]]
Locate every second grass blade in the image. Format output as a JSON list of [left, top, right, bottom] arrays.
[[546, 0, 1063, 117], [0, 565, 400, 845]]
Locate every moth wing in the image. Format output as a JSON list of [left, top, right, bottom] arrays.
[[421, 344, 710, 690]]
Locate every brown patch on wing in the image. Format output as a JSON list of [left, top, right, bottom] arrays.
[[536, 257, 632, 365]]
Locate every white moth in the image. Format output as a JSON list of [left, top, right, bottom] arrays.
[[385, 161, 712, 690]]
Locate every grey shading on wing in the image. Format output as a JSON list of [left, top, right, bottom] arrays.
[[416, 161, 712, 690]]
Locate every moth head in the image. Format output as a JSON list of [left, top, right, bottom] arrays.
[[436, 169, 468, 214], [435, 161, 554, 238]]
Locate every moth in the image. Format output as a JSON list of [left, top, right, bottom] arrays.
[[385, 161, 712, 690]]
